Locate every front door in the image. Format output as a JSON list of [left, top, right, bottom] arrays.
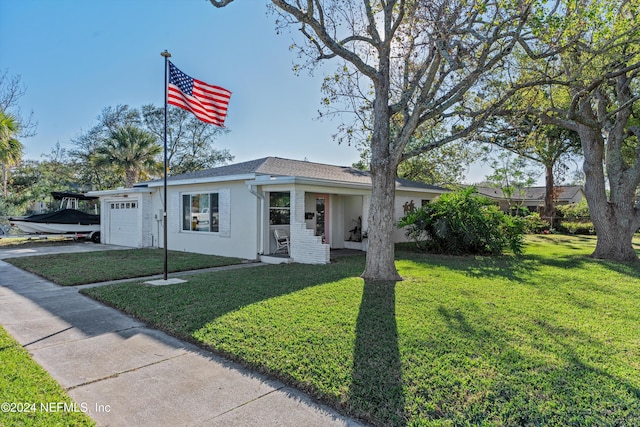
[[315, 194, 329, 244]]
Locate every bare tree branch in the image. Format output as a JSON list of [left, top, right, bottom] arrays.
[[273, 0, 379, 80], [208, 0, 235, 7]]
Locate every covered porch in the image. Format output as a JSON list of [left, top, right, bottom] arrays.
[[256, 185, 370, 265]]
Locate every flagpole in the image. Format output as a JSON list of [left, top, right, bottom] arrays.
[[161, 50, 171, 281]]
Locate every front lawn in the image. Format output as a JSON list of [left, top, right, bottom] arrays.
[[0, 325, 95, 426], [79, 235, 640, 426], [4, 248, 244, 286]]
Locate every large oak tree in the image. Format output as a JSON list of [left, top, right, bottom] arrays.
[[498, 0, 640, 261], [210, 0, 536, 280]]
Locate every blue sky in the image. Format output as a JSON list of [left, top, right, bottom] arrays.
[[0, 0, 511, 184], [0, 0, 363, 166]]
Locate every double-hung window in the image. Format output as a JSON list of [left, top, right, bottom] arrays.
[[269, 192, 290, 225], [182, 193, 219, 232]]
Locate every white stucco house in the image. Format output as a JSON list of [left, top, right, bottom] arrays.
[[88, 157, 448, 264]]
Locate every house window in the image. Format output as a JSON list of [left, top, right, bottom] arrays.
[[269, 192, 290, 225], [421, 199, 430, 207], [182, 193, 219, 232], [110, 201, 138, 209]]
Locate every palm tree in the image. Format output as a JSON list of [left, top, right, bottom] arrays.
[[93, 125, 162, 188], [0, 110, 23, 196]]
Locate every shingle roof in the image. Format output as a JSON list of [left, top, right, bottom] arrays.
[[476, 185, 583, 202], [146, 157, 446, 191]]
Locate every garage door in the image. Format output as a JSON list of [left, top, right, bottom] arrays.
[[107, 200, 140, 247]]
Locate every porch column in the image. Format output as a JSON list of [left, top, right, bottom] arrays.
[[362, 194, 371, 237], [289, 188, 329, 264]]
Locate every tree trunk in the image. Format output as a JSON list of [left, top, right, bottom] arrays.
[[363, 160, 402, 281], [362, 59, 402, 282], [542, 163, 555, 225], [579, 126, 640, 262], [125, 169, 138, 188], [591, 215, 638, 261]]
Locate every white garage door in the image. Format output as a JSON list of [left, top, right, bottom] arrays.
[[107, 200, 140, 247]]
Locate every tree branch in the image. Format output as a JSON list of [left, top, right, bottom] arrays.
[[273, 0, 379, 80], [208, 0, 235, 7]]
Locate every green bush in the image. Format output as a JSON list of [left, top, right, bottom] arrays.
[[398, 187, 526, 255], [555, 201, 594, 234], [556, 200, 590, 220], [523, 212, 550, 233], [558, 221, 595, 235]]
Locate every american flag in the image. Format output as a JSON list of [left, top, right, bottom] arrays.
[[167, 61, 231, 127]]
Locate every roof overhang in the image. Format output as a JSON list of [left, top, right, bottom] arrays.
[[246, 175, 371, 190], [246, 175, 449, 194], [396, 185, 449, 194], [86, 187, 153, 197], [138, 173, 258, 188], [114, 173, 447, 194]]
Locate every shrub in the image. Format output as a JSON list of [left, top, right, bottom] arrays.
[[398, 187, 526, 256], [556, 199, 590, 220], [557, 221, 595, 235], [523, 212, 550, 234], [555, 201, 594, 234]]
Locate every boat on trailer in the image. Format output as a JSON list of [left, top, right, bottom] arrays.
[[8, 192, 101, 242]]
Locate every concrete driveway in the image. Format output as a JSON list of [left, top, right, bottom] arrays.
[[0, 241, 129, 260]]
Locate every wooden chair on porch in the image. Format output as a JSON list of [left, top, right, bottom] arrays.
[[273, 229, 290, 254]]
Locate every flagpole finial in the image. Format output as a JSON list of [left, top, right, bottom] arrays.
[[161, 50, 172, 58]]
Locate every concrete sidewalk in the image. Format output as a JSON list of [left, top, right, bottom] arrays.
[[0, 245, 365, 426]]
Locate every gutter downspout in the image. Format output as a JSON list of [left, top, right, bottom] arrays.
[[248, 184, 265, 255]]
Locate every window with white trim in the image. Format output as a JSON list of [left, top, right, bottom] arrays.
[[182, 193, 219, 232], [269, 192, 290, 225]]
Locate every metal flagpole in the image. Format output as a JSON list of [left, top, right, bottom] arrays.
[[161, 50, 171, 281]]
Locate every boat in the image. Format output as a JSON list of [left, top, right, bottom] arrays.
[[8, 192, 101, 239]]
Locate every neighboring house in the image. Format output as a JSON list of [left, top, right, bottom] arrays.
[[88, 157, 448, 264], [29, 200, 47, 214], [475, 185, 585, 213]]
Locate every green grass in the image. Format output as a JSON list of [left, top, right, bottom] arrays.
[[75, 235, 640, 426], [4, 248, 245, 286], [0, 325, 95, 426]]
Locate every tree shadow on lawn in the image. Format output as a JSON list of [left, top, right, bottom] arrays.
[[397, 250, 538, 283], [403, 298, 640, 425], [525, 315, 640, 402], [398, 246, 640, 286], [83, 257, 367, 338], [529, 253, 640, 303], [529, 234, 596, 246], [339, 273, 637, 426], [347, 279, 405, 426]]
